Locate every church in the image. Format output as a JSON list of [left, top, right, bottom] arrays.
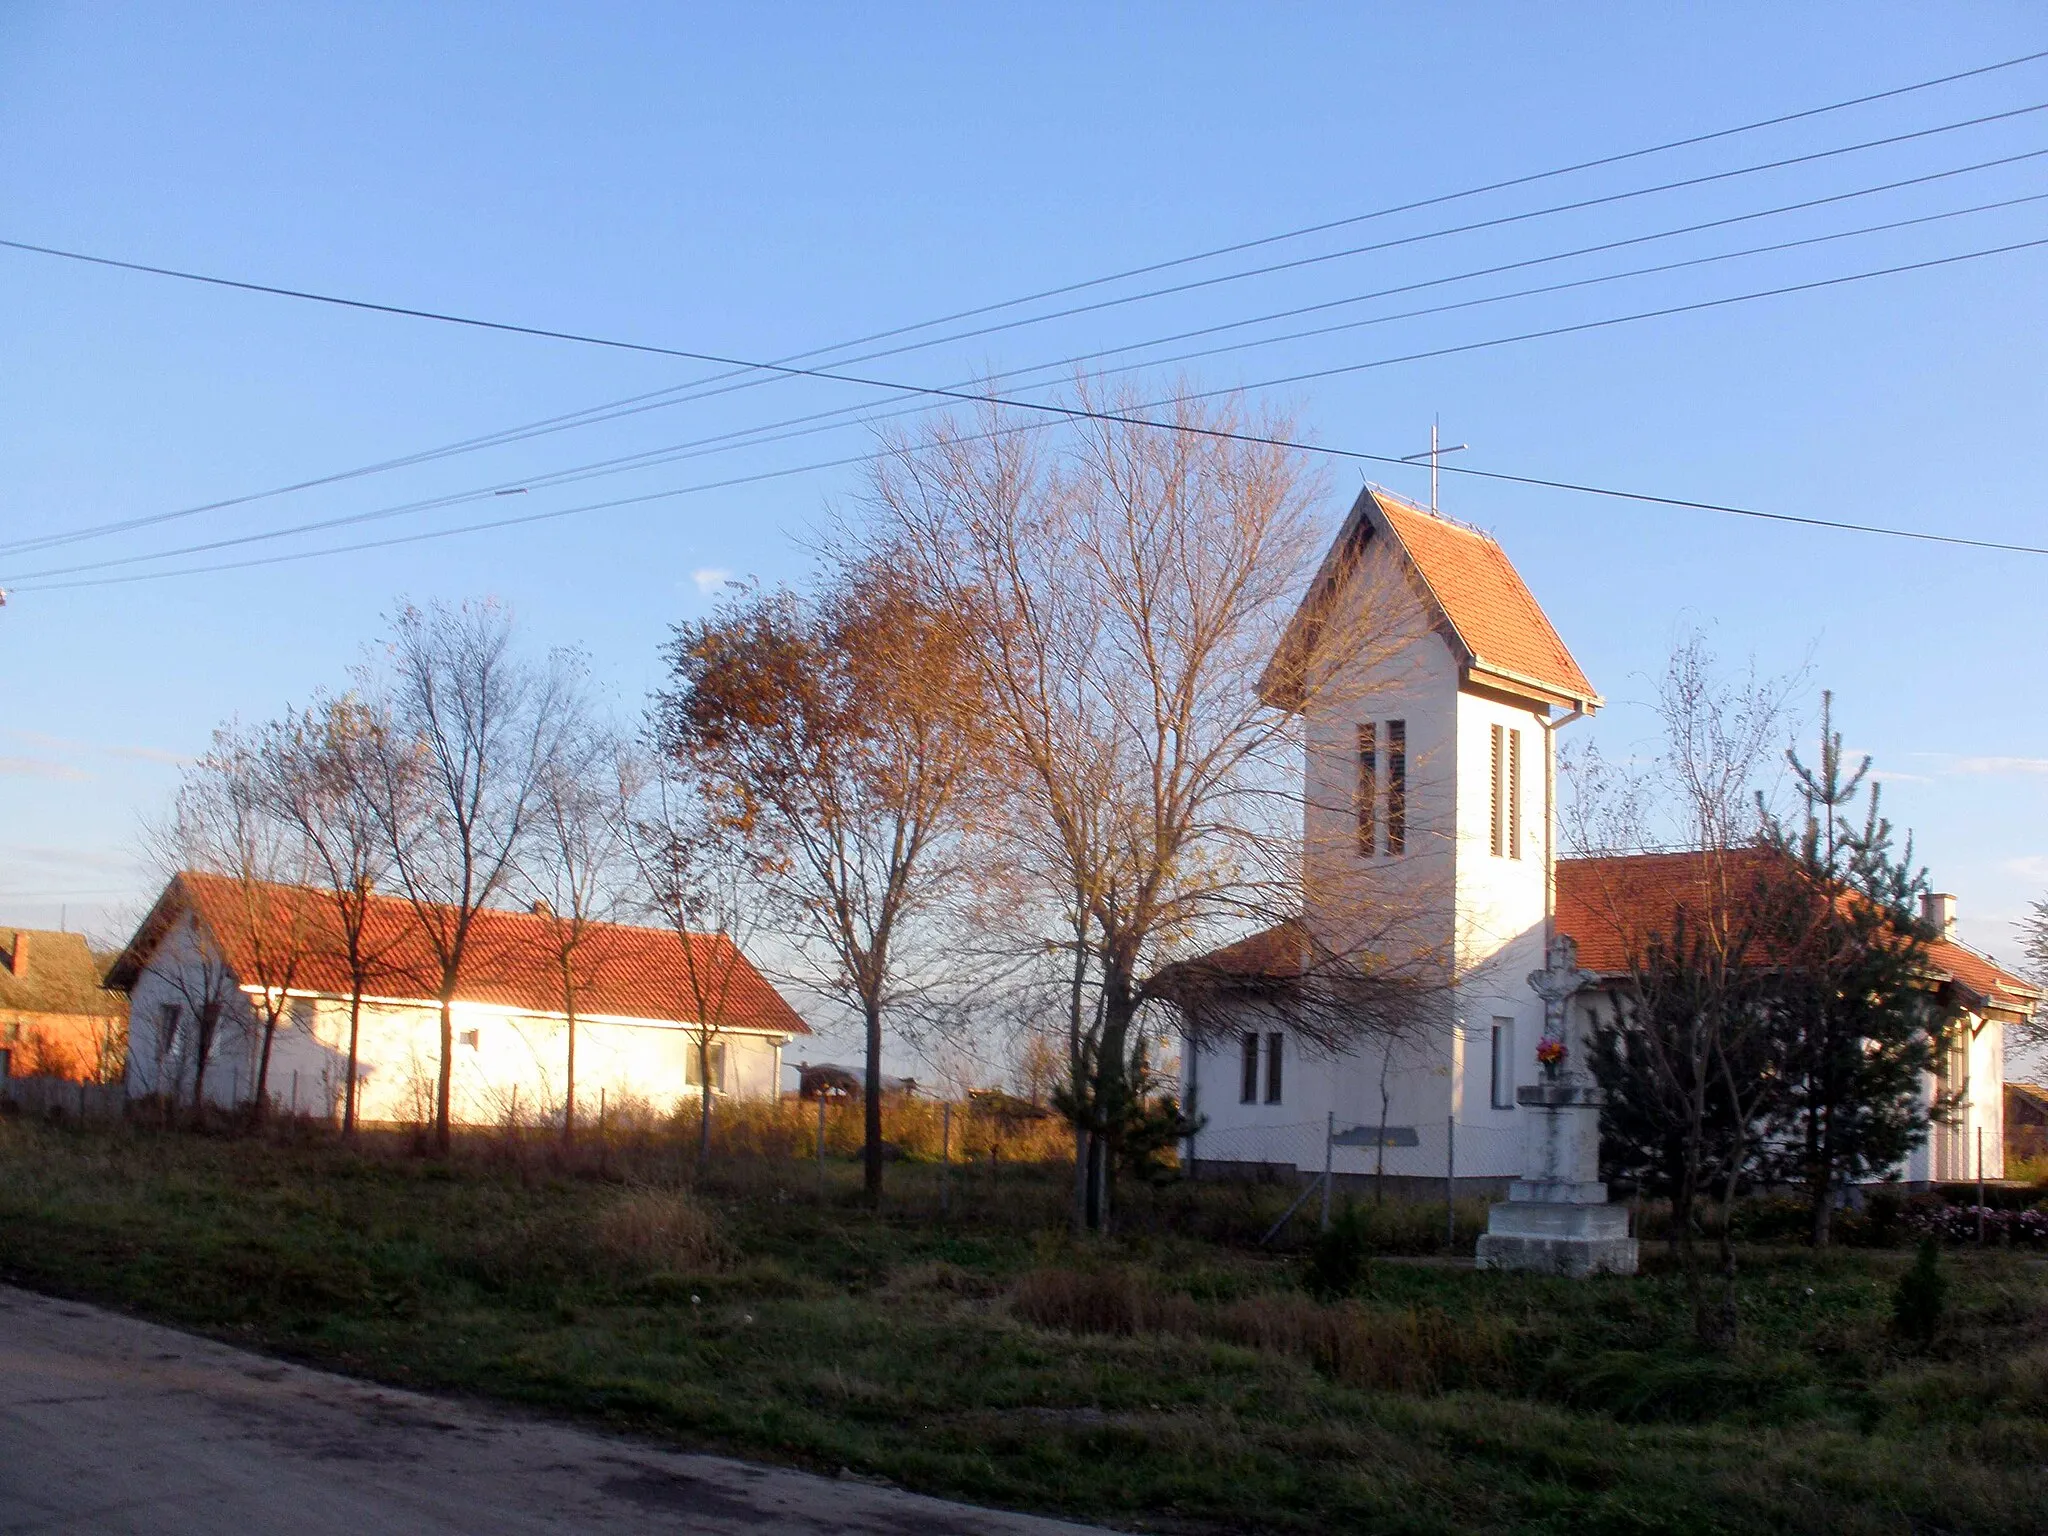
[[1172, 483, 2036, 1256]]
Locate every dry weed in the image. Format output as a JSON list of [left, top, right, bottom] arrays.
[[587, 1186, 729, 1273], [1009, 1266, 1507, 1392]]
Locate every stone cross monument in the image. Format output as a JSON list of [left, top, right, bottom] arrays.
[[1474, 933, 1638, 1276]]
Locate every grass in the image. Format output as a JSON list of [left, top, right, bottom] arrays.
[[1, 1116, 2045, 1533]]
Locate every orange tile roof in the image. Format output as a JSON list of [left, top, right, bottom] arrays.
[[1557, 851, 2041, 1014], [1264, 487, 1600, 713], [1372, 494, 1599, 709], [113, 872, 810, 1036]]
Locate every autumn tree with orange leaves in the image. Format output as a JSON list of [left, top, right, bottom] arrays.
[[656, 561, 982, 1204]]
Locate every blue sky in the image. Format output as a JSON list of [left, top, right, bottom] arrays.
[[3, 3, 2045, 1000]]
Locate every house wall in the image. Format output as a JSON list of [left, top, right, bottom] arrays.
[[0, 1009, 124, 1082], [123, 918, 788, 1123], [1904, 1006, 2006, 1183]]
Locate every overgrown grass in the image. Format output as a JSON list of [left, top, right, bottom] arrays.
[[2, 1116, 2045, 1533]]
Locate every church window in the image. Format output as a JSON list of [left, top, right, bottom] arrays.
[[1386, 721, 1406, 855], [1508, 729, 1523, 860], [1490, 1018, 1516, 1109], [1489, 725, 1505, 857], [1356, 723, 1376, 857], [157, 1002, 182, 1049], [1239, 1032, 1259, 1103], [1264, 1032, 1284, 1103]]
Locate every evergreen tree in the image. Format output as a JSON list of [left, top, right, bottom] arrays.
[[1756, 693, 1956, 1246]]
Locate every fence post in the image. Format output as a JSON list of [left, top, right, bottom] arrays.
[[1445, 1114, 1456, 1249], [816, 1094, 827, 1201], [939, 1102, 952, 1215], [1977, 1126, 1986, 1245], [1319, 1111, 1334, 1233]]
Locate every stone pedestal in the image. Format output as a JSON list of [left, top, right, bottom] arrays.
[[1474, 936, 1638, 1277], [1475, 1081, 1638, 1276]]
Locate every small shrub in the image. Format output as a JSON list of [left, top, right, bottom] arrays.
[[1302, 1203, 1372, 1299], [1893, 1238, 1946, 1343]]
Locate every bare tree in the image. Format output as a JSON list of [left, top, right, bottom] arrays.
[[253, 694, 413, 1135], [2017, 900, 2048, 1059], [655, 560, 980, 1203], [1567, 630, 1801, 1344], [157, 726, 324, 1121], [864, 382, 1438, 1231], [360, 601, 582, 1154], [521, 724, 636, 1143], [624, 746, 768, 1171]]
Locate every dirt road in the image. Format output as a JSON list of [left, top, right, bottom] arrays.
[[0, 1286, 1108, 1534]]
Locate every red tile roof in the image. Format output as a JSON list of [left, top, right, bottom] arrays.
[[1373, 495, 1599, 709], [1264, 487, 1600, 713], [1557, 851, 2041, 1014], [113, 872, 810, 1036]]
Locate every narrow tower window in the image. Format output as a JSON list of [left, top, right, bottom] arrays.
[[1508, 728, 1523, 860], [1386, 720, 1407, 855], [1490, 1018, 1516, 1109], [1356, 723, 1376, 857], [1489, 724, 1505, 857]]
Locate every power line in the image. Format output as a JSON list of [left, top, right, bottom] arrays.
[[11, 234, 2047, 594], [7, 73, 2048, 559], [709, 45, 2048, 355], [15, 185, 2042, 585], [9, 97, 2045, 395]]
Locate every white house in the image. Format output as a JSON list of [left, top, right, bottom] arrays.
[[110, 871, 809, 1125], [1173, 484, 2037, 1189]]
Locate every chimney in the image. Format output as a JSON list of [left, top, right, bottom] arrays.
[[1921, 892, 1957, 938], [7, 932, 26, 977], [530, 899, 553, 919]]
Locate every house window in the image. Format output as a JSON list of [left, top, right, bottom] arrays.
[[457, 1027, 480, 1050], [1508, 728, 1523, 860], [1490, 724, 1505, 857], [1386, 720, 1406, 855], [685, 1038, 728, 1093], [1356, 723, 1376, 857], [289, 997, 316, 1032], [1264, 1032, 1284, 1104], [1490, 1018, 1516, 1109], [1239, 1032, 1259, 1104]]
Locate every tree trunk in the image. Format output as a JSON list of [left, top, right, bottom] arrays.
[[252, 1012, 281, 1125], [863, 999, 885, 1207], [190, 1002, 221, 1119], [1087, 965, 1136, 1233], [1808, 1100, 1833, 1247], [435, 993, 455, 1155], [562, 972, 578, 1146], [1071, 1125, 1089, 1239], [697, 1036, 713, 1172], [343, 986, 363, 1137]]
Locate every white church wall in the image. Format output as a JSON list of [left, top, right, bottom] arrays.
[[1446, 687, 1558, 1173]]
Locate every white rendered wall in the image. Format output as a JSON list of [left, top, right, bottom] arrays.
[[124, 922, 788, 1124]]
